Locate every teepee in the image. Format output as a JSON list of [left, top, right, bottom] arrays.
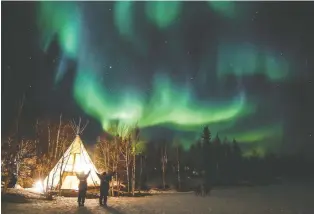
[[43, 119, 100, 191]]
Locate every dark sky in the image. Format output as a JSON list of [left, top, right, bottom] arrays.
[[2, 2, 101, 139], [2, 2, 314, 156]]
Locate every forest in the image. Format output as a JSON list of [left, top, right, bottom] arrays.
[[2, 108, 313, 197]]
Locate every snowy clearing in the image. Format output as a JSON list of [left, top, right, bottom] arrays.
[[2, 183, 314, 214]]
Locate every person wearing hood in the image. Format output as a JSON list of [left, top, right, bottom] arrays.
[[96, 171, 115, 206]]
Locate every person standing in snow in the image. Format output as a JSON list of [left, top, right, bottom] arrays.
[[96, 171, 115, 206], [76, 170, 91, 206]]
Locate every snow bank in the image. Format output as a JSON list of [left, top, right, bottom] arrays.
[[2, 183, 314, 214], [1, 188, 45, 203], [4, 188, 43, 199]]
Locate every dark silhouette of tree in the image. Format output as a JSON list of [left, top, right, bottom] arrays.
[[231, 139, 242, 182], [201, 126, 211, 144], [221, 137, 232, 183], [201, 126, 212, 183], [211, 134, 222, 183]]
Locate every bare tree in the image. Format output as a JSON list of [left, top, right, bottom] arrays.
[[35, 119, 41, 158], [13, 94, 26, 181], [109, 137, 119, 196], [176, 145, 181, 190], [131, 141, 136, 196], [36, 153, 53, 194], [15, 93, 25, 144], [95, 139, 110, 172], [106, 121, 119, 196], [1, 137, 15, 193], [47, 121, 52, 157], [119, 134, 132, 193], [16, 139, 37, 187], [58, 142, 68, 195], [161, 143, 168, 190], [130, 127, 139, 196], [107, 122, 131, 196], [55, 114, 62, 159], [35, 117, 76, 196], [95, 122, 146, 196], [130, 126, 146, 196], [137, 149, 146, 191]]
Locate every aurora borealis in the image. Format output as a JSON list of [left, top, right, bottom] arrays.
[[2, 2, 313, 156]]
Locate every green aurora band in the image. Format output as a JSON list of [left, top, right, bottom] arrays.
[[74, 71, 253, 130], [37, 2, 290, 155]]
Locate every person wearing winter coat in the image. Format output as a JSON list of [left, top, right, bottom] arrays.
[[96, 171, 114, 206], [76, 170, 91, 206]]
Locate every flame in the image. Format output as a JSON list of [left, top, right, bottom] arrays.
[[34, 180, 44, 193]]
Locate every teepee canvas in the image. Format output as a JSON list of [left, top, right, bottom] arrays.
[[43, 135, 100, 190]]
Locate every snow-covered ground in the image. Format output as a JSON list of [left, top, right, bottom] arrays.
[[2, 182, 314, 214]]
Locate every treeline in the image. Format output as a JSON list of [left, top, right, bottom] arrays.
[[93, 124, 314, 193], [93, 125, 314, 193], [2, 118, 313, 196]]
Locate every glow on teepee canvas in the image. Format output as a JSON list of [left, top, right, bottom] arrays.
[[43, 135, 100, 191]]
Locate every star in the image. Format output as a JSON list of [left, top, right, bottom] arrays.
[[29, 56, 32, 60], [109, 65, 112, 69]]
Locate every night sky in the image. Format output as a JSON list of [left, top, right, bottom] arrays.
[[2, 2, 314, 157]]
